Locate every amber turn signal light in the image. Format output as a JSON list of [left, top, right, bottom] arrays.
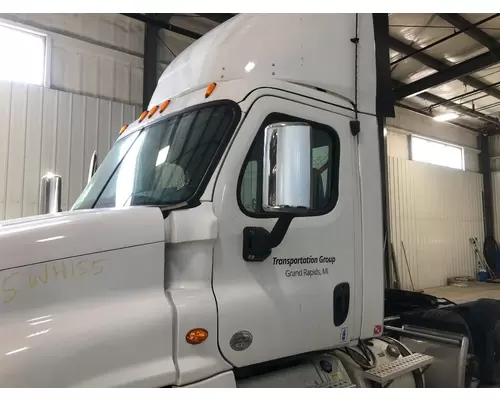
[[186, 328, 208, 345]]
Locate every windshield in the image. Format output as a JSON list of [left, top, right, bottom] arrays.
[[72, 102, 240, 210]]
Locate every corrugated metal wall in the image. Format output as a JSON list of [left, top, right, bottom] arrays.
[[0, 14, 145, 106], [387, 108, 481, 173], [0, 80, 139, 220], [490, 135, 500, 172], [387, 107, 479, 150], [0, 14, 196, 106], [388, 156, 484, 290], [0, 14, 200, 222]]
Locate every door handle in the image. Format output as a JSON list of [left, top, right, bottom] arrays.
[[333, 282, 350, 327]]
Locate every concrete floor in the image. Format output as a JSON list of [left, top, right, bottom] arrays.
[[424, 282, 500, 303]]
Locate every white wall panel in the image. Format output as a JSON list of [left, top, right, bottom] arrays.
[[1, 13, 144, 56], [389, 107, 479, 149], [23, 85, 44, 217], [0, 80, 139, 220], [49, 40, 143, 106], [490, 135, 500, 171], [388, 157, 484, 290], [387, 130, 409, 160], [0, 14, 201, 107], [0, 14, 145, 106]]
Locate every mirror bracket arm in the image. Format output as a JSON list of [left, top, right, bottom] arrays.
[[242, 215, 294, 262]]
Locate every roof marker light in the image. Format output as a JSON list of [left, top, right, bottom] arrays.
[[119, 125, 128, 135], [148, 105, 159, 118], [139, 111, 148, 122], [159, 100, 170, 114], [205, 83, 217, 98]]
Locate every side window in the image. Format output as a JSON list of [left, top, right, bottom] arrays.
[[238, 113, 340, 217]]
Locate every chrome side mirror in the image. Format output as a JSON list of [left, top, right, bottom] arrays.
[[39, 173, 62, 214], [263, 122, 312, 214], [87, 150, 98, 184], [242, 122, 313, 262]]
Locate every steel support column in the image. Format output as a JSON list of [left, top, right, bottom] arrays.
[[122, 13, 202, 40], [373, 13, 394, 289], [480, 134, 495, 239], [142, 17, 159, 110]]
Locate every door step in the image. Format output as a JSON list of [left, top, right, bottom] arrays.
[[363, 353, 433, 385], [313, 376, 356, 388]]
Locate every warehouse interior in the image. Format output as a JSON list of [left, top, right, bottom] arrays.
[[0, 13, 500, 299], [5, 12, 500, 389]]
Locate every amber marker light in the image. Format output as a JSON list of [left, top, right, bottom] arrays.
[[186, 328, 208, 345], [205, 83, 217, 98]]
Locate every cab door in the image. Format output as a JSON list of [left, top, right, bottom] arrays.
[[212, 95, 361, 367]]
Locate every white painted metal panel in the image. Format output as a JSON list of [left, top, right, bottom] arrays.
[[0, 14, 146, 106], [55, 91, 72, 211], [23, 85, 44, 217], [387, 130, 409, 160], [1, 14, 145, 54], [68, 94, 86, 207], [490, 135, 500, 172], [388, 157, 484, 290], [387, 107, 479, 150], [387, 108, 480, 172], [0, 81, 139, 221], [6, 85, 28, 220]]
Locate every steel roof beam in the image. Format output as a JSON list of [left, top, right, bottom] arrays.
[[395, 51, 500, 99], [392, 79, 500, 127], [438, 14, 500, 56], [196, 14, 236, 24], [389, 36, 500, 100], [418, 91, 500, 127], [121, 13, 202, 40], [389, 36, 443, 70], [391, 14, 500, 66]]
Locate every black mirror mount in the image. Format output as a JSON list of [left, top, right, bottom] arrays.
[[242, 215, 293, 262]]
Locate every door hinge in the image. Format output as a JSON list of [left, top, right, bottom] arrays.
[[350, 120, 360, 137]]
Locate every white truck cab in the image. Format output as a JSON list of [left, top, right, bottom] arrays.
[[0, 14, 490, 388]]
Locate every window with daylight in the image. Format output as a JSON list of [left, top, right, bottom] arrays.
[[0, 24, 46, 86], [410, 135, 464, 170]]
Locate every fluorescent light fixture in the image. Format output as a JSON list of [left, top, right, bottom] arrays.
[[36, 236, 64, 243], [433, 112, 458, 122], [5, 347, 29, 356]]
